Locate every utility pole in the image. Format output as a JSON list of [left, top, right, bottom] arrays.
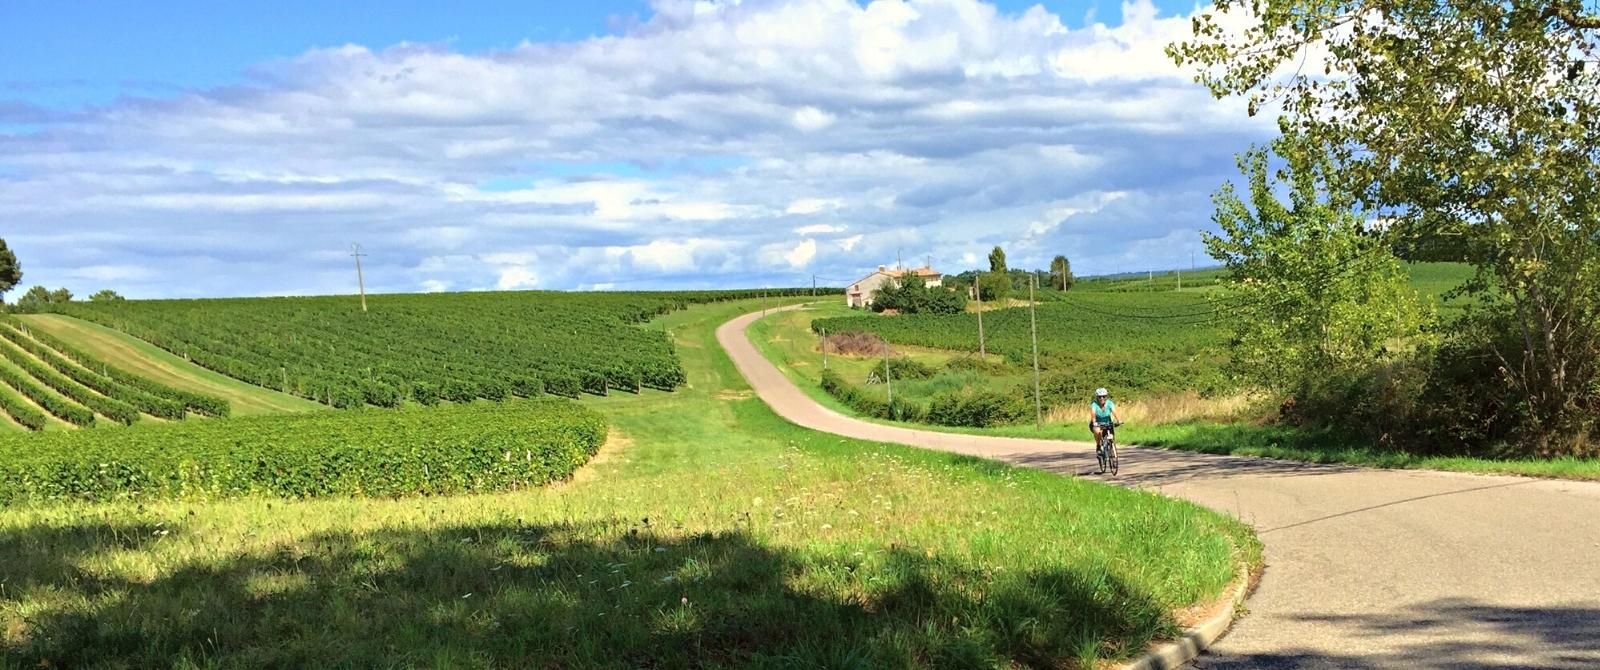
[[350, 243, 368, 312], [821, 327, 829, 370], [1028, 274, 1042, 428], [1177, 268, 1182, 291], [883, 339, 893, 406], [973, 284, 986, 358], [811, 274, 817, 298]]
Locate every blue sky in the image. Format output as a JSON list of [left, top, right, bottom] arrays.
[[1, 0, 1263, 298]]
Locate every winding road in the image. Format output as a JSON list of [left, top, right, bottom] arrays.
[[719, 307, 1600, 669]]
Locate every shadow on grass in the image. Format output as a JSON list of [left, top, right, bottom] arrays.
[[1194, 599, 1600, 669], [2, 519, 1178, 669]]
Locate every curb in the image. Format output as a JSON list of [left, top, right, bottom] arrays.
[[1120, 562, 1260, 670]]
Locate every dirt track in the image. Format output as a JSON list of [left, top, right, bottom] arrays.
[[718, 306, 1600, 669]]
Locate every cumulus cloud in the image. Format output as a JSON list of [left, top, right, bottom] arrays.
[[0, 0, 1270, 297]]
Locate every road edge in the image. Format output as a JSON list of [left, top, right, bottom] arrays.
[[1120, 562, 1260, 670]]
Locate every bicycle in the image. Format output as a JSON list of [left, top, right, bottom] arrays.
[[1095, 422, 1121, 475]]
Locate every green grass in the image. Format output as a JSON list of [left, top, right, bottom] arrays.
[[1123, 422, 1600, 481], [0, 298, 1257, 669], [16, 314, 325, 416]]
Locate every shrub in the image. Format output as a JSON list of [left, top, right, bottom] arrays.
[[944, 357, 1009, 375], [928, 388, 1028, 427], [868, 357, 936, 382], [442, 380, 477, 404], [0, 399, 607, 505], [819, 369, 927, 422]]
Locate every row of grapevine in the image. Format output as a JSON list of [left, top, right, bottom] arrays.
[[0, 323, 188, 419], [0, 399, 607, 505], [0, 333, 141, 425], [0, 356, 95, 426], [56, 289, 827, 409], [0, 384, 47, 430], [15, 322, 230, 417]]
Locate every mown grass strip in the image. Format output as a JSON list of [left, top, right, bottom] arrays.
[[14, 316, 233, 417]]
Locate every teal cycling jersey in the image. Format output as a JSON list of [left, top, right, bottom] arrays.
[[1091, 399, 1115, 425]]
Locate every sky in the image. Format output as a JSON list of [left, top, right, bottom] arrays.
[[0, 0, 1270, 298]]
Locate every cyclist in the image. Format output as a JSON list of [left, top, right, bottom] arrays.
[[1088, 387, 1120, 449]]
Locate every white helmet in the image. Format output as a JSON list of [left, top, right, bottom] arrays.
[[1094, 388, 1108, 397]]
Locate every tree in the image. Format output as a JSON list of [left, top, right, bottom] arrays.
[[977, 272, 1011, 302], [1206, 136, 1432, 408], [1049, 255, 1074, 291], [49, 287, 72, 304], [0, 238, 20, 304], [871, 274, 967, 315], [987, 246, 1008, 273], [14, 285, 53, 313], [1172, 0, 1600, 449], [89, 289, 125, 302]]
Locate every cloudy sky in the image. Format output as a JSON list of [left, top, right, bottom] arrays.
[[1, 0, 1269, 298]]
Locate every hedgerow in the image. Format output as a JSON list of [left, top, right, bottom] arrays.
[[0, 399, 607, 505]]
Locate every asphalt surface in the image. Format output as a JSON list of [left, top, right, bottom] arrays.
[[718, 306, 1600, 669]]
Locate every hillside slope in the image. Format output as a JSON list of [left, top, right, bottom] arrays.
[[16, 314, 324, 416]]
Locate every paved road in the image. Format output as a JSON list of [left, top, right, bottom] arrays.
[[719, 307, 1600, 669]]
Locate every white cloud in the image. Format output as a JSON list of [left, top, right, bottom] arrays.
[[791, 106, 837, 132], [420, 279, 451, 293], [786, 198, 842, 215], [1, 0, 1268, 296], [785, 239, 818, 268], [495, 266, 539, 290], [794, 223, 845, 235]]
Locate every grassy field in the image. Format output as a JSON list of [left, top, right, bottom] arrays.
[[0, 298, 1258, 669], [17, 314, 324, 416]]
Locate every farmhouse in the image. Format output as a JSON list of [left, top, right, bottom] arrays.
[[845, 265, 943, 309]]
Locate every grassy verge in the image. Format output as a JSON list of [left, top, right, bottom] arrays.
[[15, 314, 324, 415], [1123, 422, 1600, 481], [749, 305, 1600, 481], [0, 298, 1256, 669]]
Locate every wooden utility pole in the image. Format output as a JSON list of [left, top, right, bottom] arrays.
[[1028, 275, 1042, 428], [350, 243, 368, 312], [812, 274, 817, 298], [973, 284, 986, 357], [821, 327, 829, 370], [882, 339, 893, 406], [1177, 268, 1183, 291]]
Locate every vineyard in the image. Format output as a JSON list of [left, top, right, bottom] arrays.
[[0, 398, 605, 504], [0, 316, 230, 431], [55, 289, 823, 409]]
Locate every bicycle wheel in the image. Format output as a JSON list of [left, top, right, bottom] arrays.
[[1108, 439, 1119, 476], [1096, 439, 1107, 474]]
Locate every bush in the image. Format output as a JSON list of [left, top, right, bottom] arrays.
[[928, 388, 1028, 427], [0, 399, 608, 505], [819, 369, 927, 422], [944, 357, 1009, 375], [868, 357, 936, 381]]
